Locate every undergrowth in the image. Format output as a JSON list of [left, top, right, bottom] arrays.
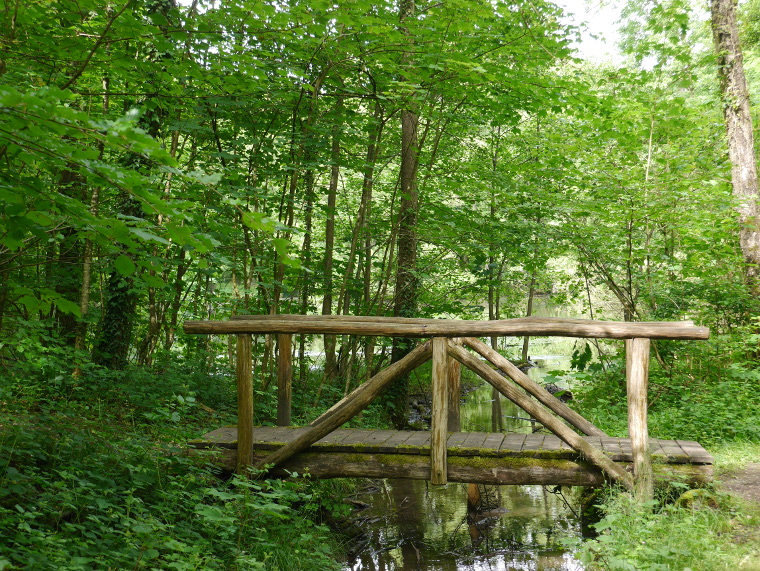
[[560, 333, 760, 445], [0, 357, 349, 571], [575, 488, 760, 570]]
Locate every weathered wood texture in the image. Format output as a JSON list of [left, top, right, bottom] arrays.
[[186, 315, 709, 340], [446, 341, 635, 490], [430, 338, 449, 485], [276, 334, 292, 427], [627, 338, 653, 501], [236, 334, 254, 472], [447, 338, 462, 431], [463, 337, 606, 437], [190, 427, 713, 487]]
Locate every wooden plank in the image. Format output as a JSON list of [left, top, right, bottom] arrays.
[[381, 431, 418, 453], [315, 429, 355, 448], [600, 437, 626, 462], [184, 317, 710, 340], [522, 434, 546, 452], [482, 432, 506, 453], [542, 434, 564, 451], [191, 426, 238, 448], [404, 431, 432, 451], [363, 429, 400, 446], [659, 440, 690, 463], [649, 439, 665, 460], [500, 433, 528, 453], [325, 429, 379, 451], [456, 432, 491, 456], [446, 432, 469, 449], [251, 427, 285, 449], [676, 440, 714, 464]]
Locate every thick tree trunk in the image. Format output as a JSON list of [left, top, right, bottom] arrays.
[[92, 194, 142, 370], [711, 0, 760, 288], [389, 0, 420, 429]]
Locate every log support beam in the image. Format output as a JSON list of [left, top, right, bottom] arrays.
[[277, 334, 292, 426], [627, 337, 653, 502], [431, 337, 449, 485], [236, 334, 254, 473]]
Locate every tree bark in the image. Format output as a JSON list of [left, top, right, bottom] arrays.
[[389, 0, 420, 429], [321, 101, 342, 391], [711, 0, 760, 289]]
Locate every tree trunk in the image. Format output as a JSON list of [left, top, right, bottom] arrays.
[[711, 0, 760, 289], [320, 103, 342, 398], [389, 0, 420, 429]]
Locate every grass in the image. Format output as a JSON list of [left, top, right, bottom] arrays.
[[576, 442, 760, 571]]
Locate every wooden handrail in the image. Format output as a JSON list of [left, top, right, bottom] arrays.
[[186, 315, 708, 340]]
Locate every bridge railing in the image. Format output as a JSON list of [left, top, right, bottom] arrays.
[[183, 315, 709, 501]]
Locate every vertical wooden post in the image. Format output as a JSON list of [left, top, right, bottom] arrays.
[[236, 333, 254, 473], [431, 337, 449, 485], [626, 337, 653, 502], [447, 338, 461, 432], [277, 334, 292, 426]]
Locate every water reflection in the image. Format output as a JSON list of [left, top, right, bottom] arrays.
[[343, 381, 584, 571]]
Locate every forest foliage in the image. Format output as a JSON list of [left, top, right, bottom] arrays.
[[1, 0, 760, 568]]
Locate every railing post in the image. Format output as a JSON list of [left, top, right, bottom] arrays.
[[431, 337, 449, 485], [277, 334, 293, 426], [236, 333, 254, 473], [626, 337, 653, 502], [447, 338, 462, 432]]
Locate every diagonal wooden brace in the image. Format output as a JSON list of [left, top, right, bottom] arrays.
[[251, 340, 433, 474], [447, 340, 634, 491]]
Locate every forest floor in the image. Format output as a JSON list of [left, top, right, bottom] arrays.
[[721, 463, 760, 506], [717, 461, 760, 560]]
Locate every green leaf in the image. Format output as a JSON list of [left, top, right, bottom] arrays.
[[114, 255, 136, 276], [142, 274, 166, 288], [54, 297, 81, 317]]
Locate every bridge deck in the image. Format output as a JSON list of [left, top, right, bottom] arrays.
[[190, 427, 713, 487]]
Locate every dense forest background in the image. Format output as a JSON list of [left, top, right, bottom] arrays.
[[2, 0, 760, 569]]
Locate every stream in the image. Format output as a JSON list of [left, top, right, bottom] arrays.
[[342, 337, 587, 571]]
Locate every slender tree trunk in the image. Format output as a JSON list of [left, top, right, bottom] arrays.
[[711, 0, 760, 290], [521, 272, 536, 364], [487, 127, 503, 431], [320, 106, 341, 393]]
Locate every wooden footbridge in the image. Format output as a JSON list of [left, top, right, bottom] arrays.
[[184, 315, 713, 500]]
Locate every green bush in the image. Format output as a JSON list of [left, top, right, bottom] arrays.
[[0, 414, 343, 570], [576, 491, 756, 570], [568, 332, 760, 445]]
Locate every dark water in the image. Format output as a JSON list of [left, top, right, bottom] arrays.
[[343, 367, 585, 571]]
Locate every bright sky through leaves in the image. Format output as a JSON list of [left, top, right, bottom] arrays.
[[556, 0, 621, 61]]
